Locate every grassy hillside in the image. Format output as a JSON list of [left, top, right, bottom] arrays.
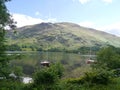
[[6, 22, 120, 51]]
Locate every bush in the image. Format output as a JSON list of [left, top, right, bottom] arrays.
[[25, 63, 64, 90], [33, 68, 58, 85], [83, 70, 111, 85], [97, 46, 120, 69], [0, 80, 24, 90], [67, 66, 113, 85]]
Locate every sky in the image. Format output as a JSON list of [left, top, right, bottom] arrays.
[[6, 0, 120, 36]]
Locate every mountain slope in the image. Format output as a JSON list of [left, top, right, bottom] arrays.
[[6, 22, 120, 51]]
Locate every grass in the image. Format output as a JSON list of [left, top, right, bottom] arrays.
[[59, 77, 120, 90]]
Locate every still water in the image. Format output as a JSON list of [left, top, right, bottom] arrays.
[[10, 51, 96, 78]]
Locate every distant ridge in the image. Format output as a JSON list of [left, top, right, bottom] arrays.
[[6, 22, 120, 51]]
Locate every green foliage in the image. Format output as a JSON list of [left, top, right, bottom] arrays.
[[33, 68, 58, 85], [67, 67, 113, 85], [83, 68, 113, 85], [0, 80, 24, 90], [6, 44, 22, 51], [33, 63, 63, 85], [0, 1, 23, 90], [49, 62, 64, 78], [12, 66, 23, 77], [97, 46, 120, 69], [24, 63, 63, 90], [0, 0, 16, 78]]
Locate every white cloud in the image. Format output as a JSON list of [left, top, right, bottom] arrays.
[[102, 0, 112, 3], [12, 13, 44, 27], [47, 18, 57, 23], [98, 22, 120, 36], [98, 23, 120, 30], [78, 0, 90, 4], [12, 13, 57, 27], [79, 21, 95, 28], [12, 13, 119, 36], [79, 21, 120, 36]]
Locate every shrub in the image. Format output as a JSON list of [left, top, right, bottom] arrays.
[[97, 46, 120, 70], [67, 66, 113, 85], [33, 68, 58, 86], [26, 63, 64, 90]]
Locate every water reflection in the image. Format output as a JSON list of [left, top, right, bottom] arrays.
[[10, 51, 96, 78]]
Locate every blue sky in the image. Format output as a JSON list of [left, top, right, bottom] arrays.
[[6, 0, 120, 36]]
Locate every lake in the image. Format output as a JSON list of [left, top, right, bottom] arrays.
[[9, 51, 96, 78]]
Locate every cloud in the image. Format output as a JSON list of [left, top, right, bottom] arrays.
[[78, 0, 90, 4], [12, 13, 44, 27], [108, 29, 120, 36], [79, 21, 120, 36], [102, 0, 112, 3], [47, 18, 57, 23], [79, 21, 95, 28], [12, 13, 57, 27], [98, 22, 120, 36], [12, 13, 119, 36], [99, 23, 120, 30]]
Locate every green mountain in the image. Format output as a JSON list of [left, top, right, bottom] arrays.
[[6, 22, 120, 51]]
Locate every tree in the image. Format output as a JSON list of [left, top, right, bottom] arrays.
[[97, 46, 120, 69], [34, 63, 63, 85], [25, 63, 64, 90], [0, 0, 16, 78]]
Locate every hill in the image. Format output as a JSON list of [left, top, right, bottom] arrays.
[[6, 22, 120, 51]]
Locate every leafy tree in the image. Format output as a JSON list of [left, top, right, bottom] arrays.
[[12, 66, 23, 77], [97, 46, 120, 69], [24, 63, 63, 90], [34, 68, 58, 86], [0, 0, 16, 78], [33, 63, 63, 85]]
